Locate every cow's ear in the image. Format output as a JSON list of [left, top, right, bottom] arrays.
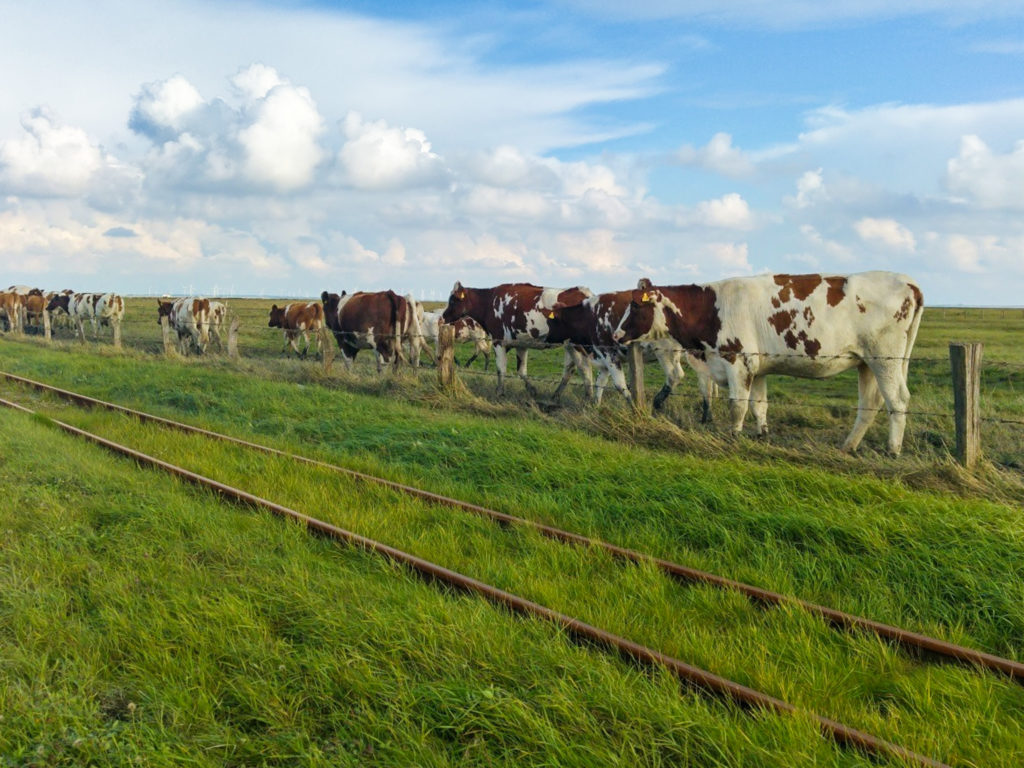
[[452, 280, 462, 293], [271, 304, 277, 311], [321, 291, 329, 302], [637, 277, 652, 291]]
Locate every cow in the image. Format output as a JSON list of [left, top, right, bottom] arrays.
[[156, 297, 211, 355], [268, 301, 325, 357], [441, 281, 593, 397], [0, 292, 23, 333], [612, 271, 924, 455], [46, 292, 125, 342], [18, 289, 50, 331], [208, 300, 229, 351], [420, 308, 492, 370], [321, 289, 415, 373], [47, 289, 75, 330], [544, 288, 716, 414]]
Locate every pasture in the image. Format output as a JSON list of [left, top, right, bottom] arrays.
[[0, 300, 1023, 766]]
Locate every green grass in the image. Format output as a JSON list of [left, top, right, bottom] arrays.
[[2, 337, 1024, 765]]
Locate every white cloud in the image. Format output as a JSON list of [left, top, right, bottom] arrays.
[[677, 132, 754, 177], [854, 217, 917, 252], [694, 193, 753, 229], [705, 241, 751, 273], [556, 229, 627, 273], [945, 134, 1024, 209], [231, 63, 285, 100], [128, 75, 205, 142], [787, 168, 827, 209], [238, 82, 325, 190], [338, 111, 447, 190], [0, 108, 108, 196]]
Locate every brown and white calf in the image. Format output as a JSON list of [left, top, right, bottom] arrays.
[[268, 301, 325, 357], [417, 307, 491, 369], [441, 281, 593, 396], [321, 290, 415, 373], [545, 289, 716, 414], [612, 271, 924, 454], [156, 297, 212, 354], [46, 292, 125, 342]]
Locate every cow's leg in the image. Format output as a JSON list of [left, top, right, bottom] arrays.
[[461, 352, 475, 368], [698, 374, 718, 424], [517, 348, 538, 398], [749, 375, 769, 436], [652, 348, 684, 411], [725, 365, 751, 434], [76, 317, 87, 343], [867, 360, 911, 456], [494, 344, 509, 395], [551, 344, 576, 400], [482, 348, 491, 372], [842, 362, 883, 453]]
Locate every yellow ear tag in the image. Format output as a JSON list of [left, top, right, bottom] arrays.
[[457, 292, 465, 300], [641, 292, 649, 302], [547, 311, 555, 319]]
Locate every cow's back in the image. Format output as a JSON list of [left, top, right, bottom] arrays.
[[710, 271, 922, 374]]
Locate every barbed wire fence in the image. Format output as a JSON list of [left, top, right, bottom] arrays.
[[4, 304, 1022, 470]]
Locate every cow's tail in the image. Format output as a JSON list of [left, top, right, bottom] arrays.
[[902, 282, 925, 380]]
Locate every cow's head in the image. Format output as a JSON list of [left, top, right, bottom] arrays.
[[156, 299, 174, 324], [442, 281, 473, 324], [612, 290, 659, 343], [268, 304, 285, 328], [47, 294, 70, 314], [541, 302, 577, 345], [321, 291, 343, 326]]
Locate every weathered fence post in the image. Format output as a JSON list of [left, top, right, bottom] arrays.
[[42, 309, 51, 342], [437, 324, 457, 391], [320, 327, 335, 374], [227, 317, 240, 359], [627, 342, 646, 413], [160, 315, 174, 355], [949, 342, 982, 469], [112, 320, 122, 349]]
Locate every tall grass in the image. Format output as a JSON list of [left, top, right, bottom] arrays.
[[2, 339, 1024, 765]]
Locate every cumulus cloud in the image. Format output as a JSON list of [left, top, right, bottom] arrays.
[[0, 108, 108, 196], [128, 75, 204, 143], [131, 65, 326, 192], [945, 134, 1024, 209], [238, 83, 325, 190], [338, 112, 447, 190], [556, 229, 628, 273], [786, 168, 827, 209], [854, 217, 917, 252], [677, 132, 754, 177], [694, 193, 753, 229]]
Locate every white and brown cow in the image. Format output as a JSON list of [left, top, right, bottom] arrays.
[[321, 290, 415, 373], [441, 281, 593, 396], [268, 301, 325, 358], [613, 271, 924, 454], [403, 296, 436, 368], [156, 297, 212, 355], [46, 292, 125, 342], [545, 288, 716, 414]]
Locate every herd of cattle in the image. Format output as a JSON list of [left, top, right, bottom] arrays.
[[2, 270, 924, 454]]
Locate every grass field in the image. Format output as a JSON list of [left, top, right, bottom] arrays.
[[1, 303, 1023, 766]]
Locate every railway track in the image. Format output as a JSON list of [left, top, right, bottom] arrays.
[[3, 370, 1021, 685], [0, 390, 952, 768]]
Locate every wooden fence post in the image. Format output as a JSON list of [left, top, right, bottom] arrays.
[[949, 342, 982, 469], [161, 315, 175, 355], [437, 324, 456, 391], [227, 317, 240, 359], [320, 327, 335, 374], [112, 321, 122, 349], [42, 309, 51, 342], [627, 342, 646, 413]]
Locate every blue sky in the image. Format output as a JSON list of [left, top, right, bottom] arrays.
[[1, 0, 1023, 303]]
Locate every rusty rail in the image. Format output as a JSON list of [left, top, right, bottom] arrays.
[[2, 368, 1022, 685], [0, 394, 949, 768]]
